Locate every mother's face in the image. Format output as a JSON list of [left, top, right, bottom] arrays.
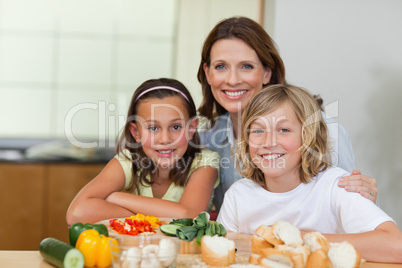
[[203, 38, 272, 116]]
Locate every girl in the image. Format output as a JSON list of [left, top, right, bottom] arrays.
[[217, 84, 402, 263], [66, 78, 219, 224], [197, 16, 378, 213]]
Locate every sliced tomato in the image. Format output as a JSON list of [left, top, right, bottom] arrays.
[[128, 229, 139, 236], [110, 217, 155, 236]]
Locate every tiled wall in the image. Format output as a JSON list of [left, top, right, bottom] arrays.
[[0, 0, 177, 145], [0, 0, 262, 147]]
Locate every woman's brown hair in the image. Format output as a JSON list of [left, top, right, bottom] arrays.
[[116, 78, 200, 194], [197, 16, 286, 124], [235, 84, 330, 185]]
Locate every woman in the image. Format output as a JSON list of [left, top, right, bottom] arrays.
[[197, 16, 377, 213]]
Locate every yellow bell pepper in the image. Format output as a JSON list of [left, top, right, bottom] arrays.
[[75, 229, 113, 268], [126, 213, 161, 228]]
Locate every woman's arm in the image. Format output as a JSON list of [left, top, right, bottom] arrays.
[[66, 158, 134, 225], [106, 165, 218, 219], [324, 221, 402, 263], [338, 169, 378, 202], [326, 116, 378, 203]]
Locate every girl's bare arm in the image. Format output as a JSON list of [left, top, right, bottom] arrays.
[[66, 158, 134, 225], [105, 165, 218, 219]]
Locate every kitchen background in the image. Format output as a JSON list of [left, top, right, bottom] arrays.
[[0, 0, 401, 228]]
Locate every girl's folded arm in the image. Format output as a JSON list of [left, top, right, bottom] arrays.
[[177, 165, 218, 217], [66, 158, 134, 225], [106, 165, 218, 219], [323, 221, 402, 263]]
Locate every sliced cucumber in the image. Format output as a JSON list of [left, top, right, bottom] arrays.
[[39, 237, 84, 268], [160, 224, 182, 236]]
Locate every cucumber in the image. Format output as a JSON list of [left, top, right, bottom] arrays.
[[39, 237, 84, 268], [160, 224, 182, 236]]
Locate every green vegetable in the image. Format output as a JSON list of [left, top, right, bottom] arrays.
[[196, 229, 205, 246], [176, 226, 198, 241], [160, 224, 182, 236], [214, 221, 222, 236], [193, 211, 210, 229], [205, 221, 216, 236], [69, 222, 109, 247], [39, 237, 84, 268], [216, 221, 227, 236], [170, 218, 194, 226], [164, 212, 227, 243]]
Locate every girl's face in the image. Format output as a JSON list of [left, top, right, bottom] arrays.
[[130, 96, 197, 169], [248, 102, 302, 186], [203, 38, 272, 116]]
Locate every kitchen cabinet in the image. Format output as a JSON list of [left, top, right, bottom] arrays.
[[0, 164, 46, 250], [47, 164, 105, 244], [0, 162, 105, 250]]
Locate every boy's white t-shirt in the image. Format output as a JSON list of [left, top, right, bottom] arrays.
[[217, 166, 394, 235]]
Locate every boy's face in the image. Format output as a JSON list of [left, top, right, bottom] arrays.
[[248, 102, 302, 188]]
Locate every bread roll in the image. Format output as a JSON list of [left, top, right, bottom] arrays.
[[306, 248, 333, 268], [249, 253, 262, 265], [258, 248, 294, 267], [230, 264, 264, 268], [252, 234, 274, 255], [255, 222, 303, 247], [303, 232, 330, 253], [201, 235, 236, 266], [276, 245, 310, 268], [256, 225, 284, 246], [328, 241, 361, 268], [258, 256, 293, 268], [272, 221, 303, 247]]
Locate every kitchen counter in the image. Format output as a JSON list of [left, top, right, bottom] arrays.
[[0, 138, 114, 163], [2, 233, 401, 267]]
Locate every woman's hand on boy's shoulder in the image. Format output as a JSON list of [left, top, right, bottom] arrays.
[[338, 169, 377, 203]]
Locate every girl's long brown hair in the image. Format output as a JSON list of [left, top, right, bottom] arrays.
[[116, 78, 200, 194]]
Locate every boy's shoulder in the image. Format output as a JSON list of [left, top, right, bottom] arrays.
[[229, 178, 259, 192], [315, 166, 350, 184], [320, 166, 350, 176]]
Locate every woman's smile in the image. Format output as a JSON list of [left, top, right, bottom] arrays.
[[259, 153, 285, 161], [222, 89, 248, 98]]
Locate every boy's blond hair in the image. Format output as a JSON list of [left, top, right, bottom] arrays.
[[234, 84, 331, 185]]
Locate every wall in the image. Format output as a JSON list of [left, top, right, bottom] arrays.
[[0, 0, 261, 147], [0, 0, 177, 146], [269, 0, 402, 225]]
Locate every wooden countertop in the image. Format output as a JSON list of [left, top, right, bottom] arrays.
[[1, 233, 401, 268]]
